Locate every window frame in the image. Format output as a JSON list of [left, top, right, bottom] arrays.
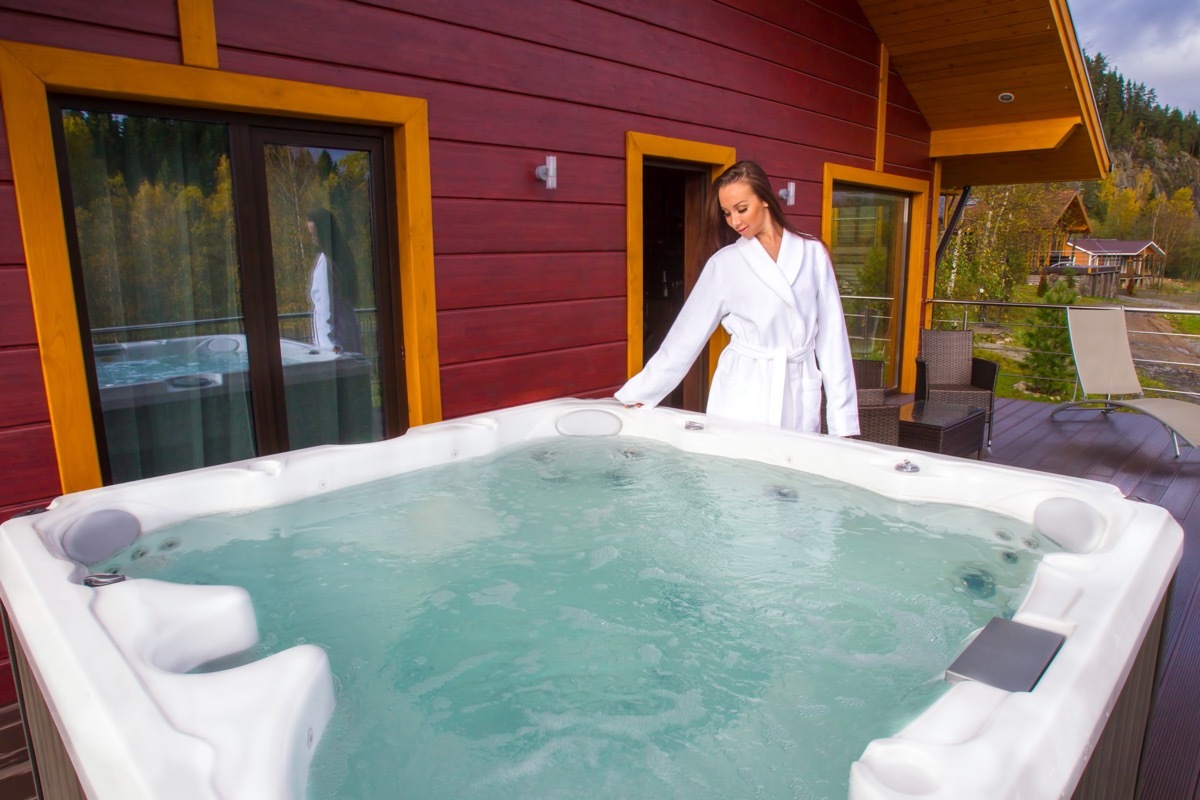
[[50, 97, 407, 480], [0, 40, 439, 493], [822, 163, 929, 394]]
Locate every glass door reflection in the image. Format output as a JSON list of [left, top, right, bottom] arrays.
[[262, 143, 383, 448]]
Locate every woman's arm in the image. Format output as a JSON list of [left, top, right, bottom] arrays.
[[616, 258, 726, 408]]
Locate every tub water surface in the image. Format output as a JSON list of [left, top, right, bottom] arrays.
[[0, 399, 1182, 799]]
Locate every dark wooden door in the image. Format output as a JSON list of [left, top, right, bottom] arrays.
[[642, 162, 710, 411]]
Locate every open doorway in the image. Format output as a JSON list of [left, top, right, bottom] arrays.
[[641, 161, 711, 411]]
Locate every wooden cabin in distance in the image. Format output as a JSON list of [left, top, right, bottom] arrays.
[[0, 0, 1109, 708], [1063, 238, 1167, 294]]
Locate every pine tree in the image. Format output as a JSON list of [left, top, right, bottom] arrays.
[[1021, 277, 1079, 397]]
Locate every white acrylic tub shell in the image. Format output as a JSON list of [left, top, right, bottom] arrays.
[[0, 399, 1182, 799]]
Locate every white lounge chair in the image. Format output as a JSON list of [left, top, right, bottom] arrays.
[[1051, 306, 1200, 458]]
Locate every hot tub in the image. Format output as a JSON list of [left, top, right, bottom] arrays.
[[95, 334, 373, 482], [0, 399, 1182, 799]]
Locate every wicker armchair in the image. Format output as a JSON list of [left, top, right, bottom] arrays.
[[915, 329, 999, 447], [821, 359, 900, 446]]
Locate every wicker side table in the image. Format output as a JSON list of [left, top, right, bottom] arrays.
[[898, 401, 986, 459]]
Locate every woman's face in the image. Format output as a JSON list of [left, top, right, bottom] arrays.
[[718, 179, 771, 240]]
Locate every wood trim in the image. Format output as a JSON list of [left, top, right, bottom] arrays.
[[1052, 0, 1111, 175], [623, 132, 735, 380], [393, 110, 442, 423], [925, 160, 943, 332], [930, 117, 1081, 158], [0, 45, 96, 494], [0, 40, 439, 492], [822, 163, 931, 393], [875, 44, 889, 172], [176, 0, 218, 69]]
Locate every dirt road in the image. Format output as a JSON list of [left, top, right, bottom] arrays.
[[1122, 306, 1200, 392]]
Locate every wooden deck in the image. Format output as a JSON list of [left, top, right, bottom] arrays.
[[986, 397, 1200, 799], [1, 396, 1198, 798]]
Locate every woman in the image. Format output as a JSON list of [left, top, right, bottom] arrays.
[[306, 207, 362, 354], [616, 161, 859, 436]]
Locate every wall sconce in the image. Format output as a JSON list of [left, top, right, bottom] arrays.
[[778, 181, 795, 207], [535, 155, 557, 190]]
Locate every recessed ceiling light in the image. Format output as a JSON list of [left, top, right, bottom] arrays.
[[998, 92, 1015, 103]]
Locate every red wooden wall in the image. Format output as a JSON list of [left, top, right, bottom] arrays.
[[0, 0, 933, 705]]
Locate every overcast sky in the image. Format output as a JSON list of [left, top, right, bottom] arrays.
[[1068, 0, 1200, 116]]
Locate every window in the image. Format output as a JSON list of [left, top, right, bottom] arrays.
[[53, 100, 406, 484], [823, 164, 929, 393], [830, 185, 911, 375]]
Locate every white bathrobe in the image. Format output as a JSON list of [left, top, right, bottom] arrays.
[[617, 230, 860, 436]]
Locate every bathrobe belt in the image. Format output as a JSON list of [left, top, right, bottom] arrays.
[[727, 339, 814, 426]]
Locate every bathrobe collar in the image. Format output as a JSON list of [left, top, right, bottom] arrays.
[[735, 230, 803, 313]]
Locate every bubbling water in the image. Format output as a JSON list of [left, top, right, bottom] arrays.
[[107, 436, 1054, 799]]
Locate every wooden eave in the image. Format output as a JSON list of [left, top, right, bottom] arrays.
[[858, 0, 1111, 187]]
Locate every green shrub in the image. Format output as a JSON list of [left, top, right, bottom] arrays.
[[1020, 279, 1079, 397]]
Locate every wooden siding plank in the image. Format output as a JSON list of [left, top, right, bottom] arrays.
[[436, 252, 625, 311], [432, 199, 624, 255], [883, 136, 932, 173], [0, 11, 181, 65], [0, 0, 178, 37], [580, 0, 881, 83], [0, 348, 49, 426], [440, 342, 625, 420], [0, 270, 38, 347], [431, 143, 625, 204], [885, 102, 932, 144], [0, 186, 22, 265], [215, 1, 878, 150], [0, 107, 10, 182], [221, 48, 889, 186], [360, 0, 880, 102], [439, 298, 625, 366], [720, 0, 879, 62], [0, 425, 60, 506]]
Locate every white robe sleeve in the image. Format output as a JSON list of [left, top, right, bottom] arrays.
[[811, 244, 860, 437], [616, 259, 726, 408], [310, 253, 334, 350]]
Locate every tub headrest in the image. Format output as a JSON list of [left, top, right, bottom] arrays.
[[555, 409, 623, 436], [1033, 497, 1105, 553], [62, 508, 141, 565]]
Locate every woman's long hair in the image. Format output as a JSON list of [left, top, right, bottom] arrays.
[[306, 207, 359, 303], [706, 161, 799, 254]]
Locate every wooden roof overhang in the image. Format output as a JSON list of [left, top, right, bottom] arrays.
[[1057, 191, 1093, 233], [859, 0, 1110, 188]]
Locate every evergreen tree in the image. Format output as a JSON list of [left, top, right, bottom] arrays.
[[1021, 277, 1079, 397]]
